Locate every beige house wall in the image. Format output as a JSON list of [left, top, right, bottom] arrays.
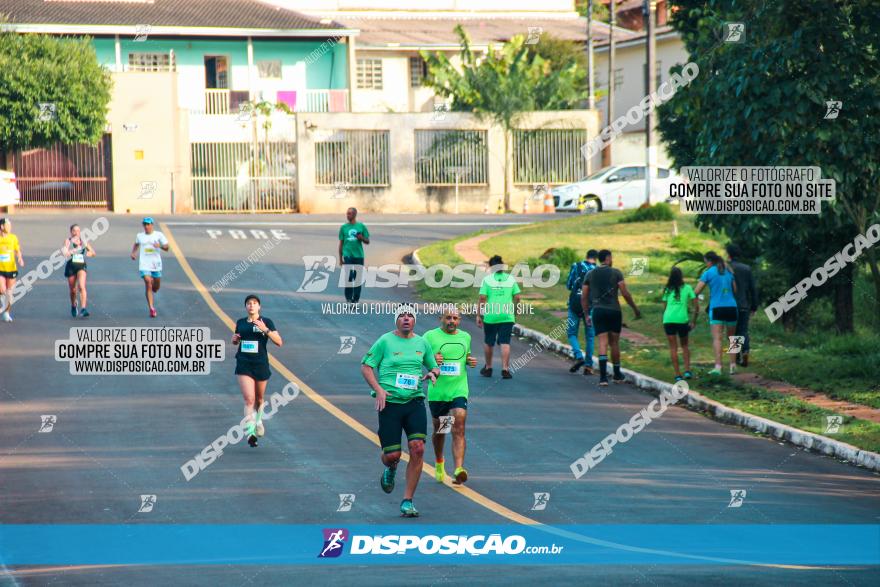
[[295, 110, 599, 214], [594, 33, 689, 167], [107, 72, 190, 214]]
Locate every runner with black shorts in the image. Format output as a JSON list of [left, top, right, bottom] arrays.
[[424, 305, 477, 485], [661, 266, 699, 382], [581, 250, 641, 386], [62, 224, 96, 318], [361, 305, 439, 517], [694, 251, 738, 375], [231, 295, 283, 447], [477, 255, 521, 379], [0, 218, 24, 322]]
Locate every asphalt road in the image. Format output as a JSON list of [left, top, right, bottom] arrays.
[[1, 213, 878, 586]]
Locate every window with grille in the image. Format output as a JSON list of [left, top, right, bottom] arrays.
[[409, 57, 428, 88], [513, 129, 589, 185], [356, 59, 383, 90], [128, 52, 175, 72], [315, 130, 390, 186], [414, 130, 488, 185]]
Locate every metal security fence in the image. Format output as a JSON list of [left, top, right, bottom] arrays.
[[12, 136, 113, 208], [191, 142, 296, 212], [513, 128, 589, 185], [414, 129, 488, 185], [314, 130, 390, 186]]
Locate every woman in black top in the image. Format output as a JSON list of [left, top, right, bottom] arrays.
[[62, 224, 96, 318], [232, 294, 283, 447]]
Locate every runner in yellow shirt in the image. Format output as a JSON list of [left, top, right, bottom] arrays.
[[0, 218, 25, 322]]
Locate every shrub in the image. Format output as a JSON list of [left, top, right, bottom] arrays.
[[619, 202, 675, 223]]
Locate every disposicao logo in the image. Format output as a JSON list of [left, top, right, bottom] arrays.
[[318, 528, 348, 558]]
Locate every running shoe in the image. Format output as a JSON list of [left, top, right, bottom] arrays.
[[2, 311, 12, 322], [501, 370, 513, 379], [684, 371, 693, 379], [255, 421, 265, 437], [569, 359, 585, 373], [149, 308, 157, 318], [453, 467, 468, 485], [598, 376, 609, 387], [583, 366, 594, 376], [708, 368, 723, 376], [479, 366, 492, 378], [612, 374, 626, 384], [435, 462, 446, 483], [381, 466, 397, 494], [400, 499, 419, 518], [674, 375, 684, 382], [247, 434, 258, 447], [80, 308, 90, 318], [71, 305, 77, 318]]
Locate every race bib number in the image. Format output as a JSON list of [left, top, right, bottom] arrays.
[[72, 253, 85, 264], [0, 253, 10, 263], [395, 373, 419, 390], [439, 363, 461, 377], [241, 341, 258, 354]]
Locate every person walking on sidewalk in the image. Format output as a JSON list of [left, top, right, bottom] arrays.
[[581, 250, 641, 386], [726, 244, 758, 367], [693, 251, 738, 376], [566, 249, 598, 375], [661, 266, 699, 382], [338, 207, 370, 303], [477, 255, 521, 380]]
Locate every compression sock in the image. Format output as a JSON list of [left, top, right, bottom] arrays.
[[599, 355, 608, 379]]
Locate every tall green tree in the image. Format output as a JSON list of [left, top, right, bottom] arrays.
[[0, 27, 112, 168], [657, 0, 880, 332], [422, 25, 581, 210]]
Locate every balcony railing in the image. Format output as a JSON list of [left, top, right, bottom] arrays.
[[205, 89, 232, 115], [202, 89, 349, 115]]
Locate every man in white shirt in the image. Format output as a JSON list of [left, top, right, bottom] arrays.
[[130, 217, 169, 318]]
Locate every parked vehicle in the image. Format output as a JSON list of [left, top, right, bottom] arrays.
[[551, 165, 680, 212]]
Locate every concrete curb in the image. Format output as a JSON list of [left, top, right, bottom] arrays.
[[411, 247, 880, 473]]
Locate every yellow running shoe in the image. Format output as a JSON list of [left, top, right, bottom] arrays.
[[435, 462, 446, 483], [453, 467, 468, 485]]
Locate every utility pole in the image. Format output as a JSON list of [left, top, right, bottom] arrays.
[[644, 0, 657, 206], [586, 0, 595, 174], [603, 0, 616, 168]]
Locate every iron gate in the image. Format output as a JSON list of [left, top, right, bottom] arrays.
[[12, 135, 113, 209], [191, 141, 297, 213]]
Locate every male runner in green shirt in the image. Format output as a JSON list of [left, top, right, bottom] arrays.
[[477, 255, 521, 379], [361, 304, 439, 517], [424, 305, 477, 485], [338, 207, 370, 303]]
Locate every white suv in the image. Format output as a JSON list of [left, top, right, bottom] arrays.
[[0, 170, 21, 207], [551, 165, 679, 212]]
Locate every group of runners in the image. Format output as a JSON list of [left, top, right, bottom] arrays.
[[0, 216, 171, 321], [0, 208, 758, 520], [565, 245, 757, 383]]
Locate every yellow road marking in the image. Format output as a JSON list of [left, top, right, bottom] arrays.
[[160, 222, 537, 526]]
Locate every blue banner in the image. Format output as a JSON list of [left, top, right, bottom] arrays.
[[1, 525, 877, 566]]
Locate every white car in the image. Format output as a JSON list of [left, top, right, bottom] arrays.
[[0, 170, 21, 207], [551, 165, 680, 212]]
